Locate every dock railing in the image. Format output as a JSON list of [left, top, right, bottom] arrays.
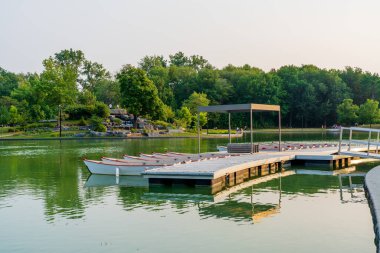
[[339, 127, 380, 156]]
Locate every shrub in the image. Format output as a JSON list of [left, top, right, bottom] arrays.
[[90, 116, 107, 132], [78, 117, 88, 126], [94, 102, 110, 118], [65, 105, 93, 120], [112, 118, 122, 125]]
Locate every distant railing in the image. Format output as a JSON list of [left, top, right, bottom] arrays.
[[338, 127, 380, 155]]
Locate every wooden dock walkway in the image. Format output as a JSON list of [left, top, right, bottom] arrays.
[[143, 146, 367, 194]]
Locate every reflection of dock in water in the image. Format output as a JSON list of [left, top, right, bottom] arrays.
[[84, 166, 366, 223], [338, 172, 366, 202], [85, 175, 148, 188]]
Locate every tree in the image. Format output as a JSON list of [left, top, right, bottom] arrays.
[[116, 65, 164, 127], [0, 67, 19, 97], [94, 79, 121, 106], [0, 106, 10, 125], [175, 106, 192, 128], [146, 66, 174, 106], [182, 92, 210, 114], [40, 57, 78, 107], [161, 104, 175, 122], [189, 55, 210, 70], [80, 60, 110, 92], [358, 99, 380, 127], [54, 48, 110, 92], [169, 52, 190, 67], [337, 99, 358, 126], [9, 105, 22, 125], [138, 55, 167, 73]]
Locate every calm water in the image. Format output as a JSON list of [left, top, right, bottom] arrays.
[[0, 132, 377, 253]]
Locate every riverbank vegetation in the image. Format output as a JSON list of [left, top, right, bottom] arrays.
[[2, 49, 380, 135]]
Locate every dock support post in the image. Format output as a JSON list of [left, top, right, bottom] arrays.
[[348, 129, 352, 151], [338, 127, 343, 153], [250, 108, 253, 153], [278, 110, 281, 152], [376, 132, 379, 154], [367, 130, 372, 156], [197, 113, 200, 156], [228, 112, 231, 144]]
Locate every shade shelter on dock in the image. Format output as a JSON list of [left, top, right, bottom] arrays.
[[197, 103, 281, 153]]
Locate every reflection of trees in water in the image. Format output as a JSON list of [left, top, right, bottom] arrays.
[[1, 140, 371, 224], [245, 174, 341, 196], [117, 187, 197, 214], [0, 154, 90, 222]]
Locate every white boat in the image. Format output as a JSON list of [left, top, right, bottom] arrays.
[[123, 155, 160, 162], [154, 152, 232, 160], [217, 146, 227, 152], [101, 157, 176, 165], [123, 154, 185, 164], [83, 159, 164, 176]]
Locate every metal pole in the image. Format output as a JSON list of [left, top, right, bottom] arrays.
[[367, 130, 371, 156], [250, 109, 253, 153], [348, 129, 352, 151], [376, 132, 379, 154], [278, 110, 281, 152], [228, 112, 231, 144], [59, 105, 62, 138], [197, 113, 201, 156], [338, 127, 343, 153]]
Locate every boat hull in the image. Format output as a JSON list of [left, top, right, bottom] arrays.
[[84, 160, 161, 176]]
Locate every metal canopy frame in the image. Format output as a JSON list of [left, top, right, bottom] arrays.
[[197, 103, 281, 154]]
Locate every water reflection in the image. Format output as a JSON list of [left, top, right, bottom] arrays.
[[80, 167, 368, 224], [0, 140, 376, 253], [85, 175, 148, 188], [338, 173, 366, 203]]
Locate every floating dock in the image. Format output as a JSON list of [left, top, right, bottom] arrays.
[[143, 146, 365, 194]]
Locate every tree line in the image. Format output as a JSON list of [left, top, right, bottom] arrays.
[[1, 49, 380, 129]]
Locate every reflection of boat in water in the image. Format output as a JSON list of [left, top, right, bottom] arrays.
[[84, 175, 148, 187], [217, 146, 227, 152]]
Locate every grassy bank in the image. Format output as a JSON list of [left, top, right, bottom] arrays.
[[0, 128, 332, 140]]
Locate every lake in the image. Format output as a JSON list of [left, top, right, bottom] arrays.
[[0, 132, 377, 253]]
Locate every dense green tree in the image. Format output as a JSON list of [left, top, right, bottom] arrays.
[[4, 50, 380, 129], [9, 105, 22, 125], [358, 99, 380, 127], [337, 99, 359, 126], [146, 66, 174, 106], [40, 57, 78, 107], [0, 106, 10, 125], [0, 67, 19, 97], [117, 65, 164, 127], [80, 60, 110, 92], [169, 52, 190, 67], [93, 79, 121, 106], [138, 55, 167, 73], [169, 65, 197, 107], [161, 104, 175, 122], [175, 106, 192, 128], [182, 92, 210, 114]]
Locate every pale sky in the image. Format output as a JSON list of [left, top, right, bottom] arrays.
[[1, 0, 380, 74]]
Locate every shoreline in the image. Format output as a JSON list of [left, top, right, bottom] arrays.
[[0, 128, 331, 141]]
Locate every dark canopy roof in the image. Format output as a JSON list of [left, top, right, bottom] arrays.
[[198, 103, 280, 113]]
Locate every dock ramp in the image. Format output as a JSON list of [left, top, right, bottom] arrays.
[[338, 127, 380, 158]]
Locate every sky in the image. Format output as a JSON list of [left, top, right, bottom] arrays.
[[1, 0, 380, 75]]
